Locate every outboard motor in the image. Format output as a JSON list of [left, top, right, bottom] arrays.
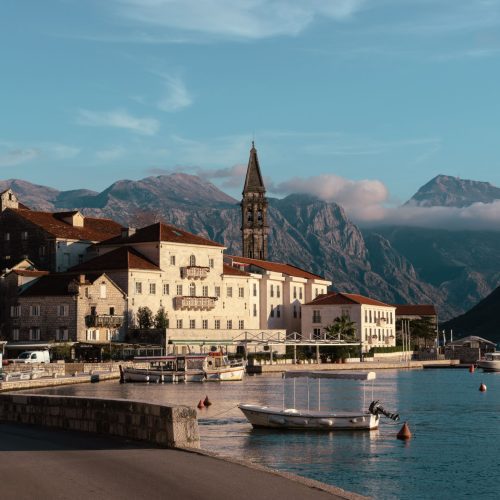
[[369, 400, 400, 422]]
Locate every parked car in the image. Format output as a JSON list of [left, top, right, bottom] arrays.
[[12, 350, 51, 364]]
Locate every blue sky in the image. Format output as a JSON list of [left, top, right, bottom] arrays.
[[2, 0, 500, 225]]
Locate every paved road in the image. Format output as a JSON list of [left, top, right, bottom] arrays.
[[0, 423, 362, 500]]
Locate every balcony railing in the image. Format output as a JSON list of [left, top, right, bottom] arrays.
[[174, 296, 217, 311], [180, 266, 210, 280], [85, 314, 124, 328], [376, 318, 387, 326]]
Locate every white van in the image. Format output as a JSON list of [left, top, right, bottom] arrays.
[[14, 350, 50, 364]]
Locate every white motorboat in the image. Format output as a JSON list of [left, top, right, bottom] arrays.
[[239, 371, 399, 431], [203, 352, 245, 381], [477, 352, 500, 372]]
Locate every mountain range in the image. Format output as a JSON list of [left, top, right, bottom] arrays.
[[2, 174, 500, 324]]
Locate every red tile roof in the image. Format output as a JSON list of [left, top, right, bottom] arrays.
[[393, 304, 437, 316], [11, 208, 122, 241], [222, 263, 251, 277], [11, 270, 50, 277], [306, 292, 392, 307], [19, 273, 107, 297], [99, 222, 224, 248], [69, 246, 160, 272], [226, 255, 326, 280]]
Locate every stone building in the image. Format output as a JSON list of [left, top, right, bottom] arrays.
[[241, 142, 269, 260], [11, 272, 126, 344], [0, 189, 122, 272], [302, 292, 396, 351]]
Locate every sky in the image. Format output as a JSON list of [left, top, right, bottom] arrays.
[[2, 0, 500, 227]]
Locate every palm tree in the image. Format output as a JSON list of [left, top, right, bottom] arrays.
[[324, 316, 357, 342]]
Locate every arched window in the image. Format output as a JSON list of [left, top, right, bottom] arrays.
[[247, 210, 253, 222], [189, 283, 196, 296], [189, 255, 196, 266]]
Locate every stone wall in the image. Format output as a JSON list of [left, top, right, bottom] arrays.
[[0, 394, 200, 449]]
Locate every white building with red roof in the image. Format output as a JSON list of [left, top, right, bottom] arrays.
[[302, 292, 396, 351]]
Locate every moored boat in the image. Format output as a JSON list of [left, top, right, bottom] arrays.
[[203, 352, 245, 381], [239, 371, 399, 431], [477, 352, 500, 372]]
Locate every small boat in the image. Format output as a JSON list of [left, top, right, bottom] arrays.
[[120, 355, 206, 383], [239, 371, 399, 431], [477, 352, 500, 372], [203, 352, 245, 381]]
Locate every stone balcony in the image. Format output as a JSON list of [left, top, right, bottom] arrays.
[[174, 296, 217, 311], [85, 314, 124, 328], [180, 266, 210, 280]]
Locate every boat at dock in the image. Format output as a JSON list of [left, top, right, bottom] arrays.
[[203, 352, 245, 381], [239, 371, 399, 431], [477, 352, 500, 372]]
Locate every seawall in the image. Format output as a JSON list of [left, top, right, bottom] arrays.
[[0, 393, 200, 449]]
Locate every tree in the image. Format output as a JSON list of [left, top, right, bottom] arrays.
[[154, 306, 169, 329], [136, 306, 153, 329], [410, 317, 436, 348], [324, 316, 357, 342]]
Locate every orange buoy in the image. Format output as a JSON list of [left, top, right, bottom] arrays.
[[397, 422, 412, 440], [469, 365, 475, 373], [203, 395, 212, 407], [479, 383, 487, 392], [197, 400, 205, 409]]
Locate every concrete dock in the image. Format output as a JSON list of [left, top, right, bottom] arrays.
[[0, 423, 366, 500]]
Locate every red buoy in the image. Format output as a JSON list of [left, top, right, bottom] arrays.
[[479, 383, 487, 392], [397, 422, 412, 440], [203, 395, 212, 407], [469, 365, 475, 373], [197, 400, 205, 409]]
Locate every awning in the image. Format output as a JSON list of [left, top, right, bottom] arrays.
[[284, 371, 376, 381], [5, 342, 52, 351]]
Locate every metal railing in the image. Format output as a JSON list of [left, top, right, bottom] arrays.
[[85, 315, 124, 327]]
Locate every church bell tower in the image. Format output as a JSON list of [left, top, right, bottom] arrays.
[[241, 142, 269, 260]]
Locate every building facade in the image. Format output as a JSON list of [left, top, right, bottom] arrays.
[[302, 292, 396, 351]]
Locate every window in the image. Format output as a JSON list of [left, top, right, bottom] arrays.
[[170, 255, 176, 266], [313, 328, 321, 340], [163, 283, 170, 295], [100, 283, 107, 299], [190, 319, 196, 329], [58, 305, 68, 317], [4, 232, 10, 241], [293, 287, 297, 299], [29, 328, 40, 340], [227, 287, 233, 298], [299, 288, 303, 300], [176, 319, 183, 328], [86, 329, 99, 341], [315, 288, 319, 297], [215, 286, 221, 297], [341, 308, 350, 319], [277, 287, 280, 298], [12, 328, 19, 341], [30, 305, 40, 317], [227, 320, 233, 329], [209, 258, 214, 268], [189, 283, 196, 296], [202, 285, 209, 297], [56, 328, 68, 341], [270, 284, 274, 297], [239, 320, 244, 329], [253, 304, 257, 317], [21, 231, 28, 240], [10, 305, 21, 318], [253, 283, 257, 297], [177, 285, 183, 296], [149, 283, 156, 295], [293, 305, 297, 318], [238, 287, 244, 298], [214, 320, 220, 329], [135, 282, 142, 295], [189, 255, 196, 266], [364, 310, 368, 322], [270, 306, 274, 318], [277, 305, 281, 318], [312, 310, 321, 323], [202, 319, 208, 329], [369, 310, 372, 323], [109, 307, 115, 315]]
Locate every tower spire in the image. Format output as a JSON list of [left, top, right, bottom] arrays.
[[241, 142, 269, 260]]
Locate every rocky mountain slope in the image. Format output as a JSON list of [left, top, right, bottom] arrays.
[[406, 174, 500, 207]]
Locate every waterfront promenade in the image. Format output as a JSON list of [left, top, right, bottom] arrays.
[[0, 422, 364, 500]]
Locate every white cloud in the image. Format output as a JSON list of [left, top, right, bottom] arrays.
[[0, 147, 39, 167], [48, 144, 81, 160], [157, 74, 193, 112], [0, 142, 80, 167], [95, 146, 127, 161], [111, 0, 366, 39], [76, 108, 160, 135]]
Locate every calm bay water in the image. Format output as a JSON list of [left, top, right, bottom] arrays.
[[34, 369, 499, 499]]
